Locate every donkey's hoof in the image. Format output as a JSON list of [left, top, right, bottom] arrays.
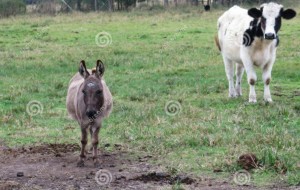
[[93, 158, 100, 167], [94, 161, 101, 168], [77, 160, 85, 167]]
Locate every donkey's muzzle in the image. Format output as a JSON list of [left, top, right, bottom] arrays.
[[86, 110, 97, 118]]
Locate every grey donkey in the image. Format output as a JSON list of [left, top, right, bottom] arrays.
[[66, 60, 112, 167]]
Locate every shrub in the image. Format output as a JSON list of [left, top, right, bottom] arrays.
[[0, 0, 26, 18], [35, 0, 57, 15]]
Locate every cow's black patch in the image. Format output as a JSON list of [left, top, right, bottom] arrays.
[[248, 8, 262, 19], [281, 8, 297, 20], [276, 36, 280, 47], [243, 19, 263, 46], [274, 16, 282, 33]]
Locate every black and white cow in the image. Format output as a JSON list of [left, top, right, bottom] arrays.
[[216, 3, 296, 102]]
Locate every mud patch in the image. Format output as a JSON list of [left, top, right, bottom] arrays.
[[0, 181, 20, 190], [2, 143, 80, 155], [0, 143, 292, 190], [131, 172, 196, 185]]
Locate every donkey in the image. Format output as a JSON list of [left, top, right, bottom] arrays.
[[66, 60, 112, 167]]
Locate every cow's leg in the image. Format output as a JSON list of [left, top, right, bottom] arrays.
[[90, 125, 100, 167], [263, 63, 273, 102], [235, 63, 244, 96], [246, 68, 257, 103], [223, 57, 236, 97], [78, 127, 88, 167], [241, 55, 257, 103]]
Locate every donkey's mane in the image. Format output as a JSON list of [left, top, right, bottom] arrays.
[[91, 68, 96, 74]]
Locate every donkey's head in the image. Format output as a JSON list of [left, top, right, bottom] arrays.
[[79, 60, 105, 119]]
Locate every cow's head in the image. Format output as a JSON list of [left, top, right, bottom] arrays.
[[79, 60, 105, 120], [248, 3, 296, 40]]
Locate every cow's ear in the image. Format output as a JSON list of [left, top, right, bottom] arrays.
[[248, 8, 262, 19], [79, 60, 90, 79], [281, 9, 296, 20], [95, 60, 105, 78]]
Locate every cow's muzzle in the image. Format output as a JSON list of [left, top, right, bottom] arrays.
[[264, 33, 276, 40]]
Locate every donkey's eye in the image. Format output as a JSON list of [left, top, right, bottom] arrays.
[[96, 90, 102, 95], [82, 90, 86, 94]]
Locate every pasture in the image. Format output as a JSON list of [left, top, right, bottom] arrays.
[[0, 6, 299, 189]]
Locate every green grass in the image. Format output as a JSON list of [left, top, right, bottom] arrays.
[[0, 8, 299, 187]]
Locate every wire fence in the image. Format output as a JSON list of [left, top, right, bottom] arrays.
[[0, 0, 299, 17]]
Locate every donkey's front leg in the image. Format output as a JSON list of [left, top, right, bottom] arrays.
[[90, 124, 101, 167], [77, 127, 88, 167]]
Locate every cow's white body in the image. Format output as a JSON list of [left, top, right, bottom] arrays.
[[217, 5, 278, 102]]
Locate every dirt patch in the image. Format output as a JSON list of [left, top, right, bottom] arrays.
[[131, 172, 195, 185], [1, 143, 80, 157], [0, 144, 296, 190]]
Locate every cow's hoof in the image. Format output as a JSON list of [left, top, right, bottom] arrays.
[[235, 88, 242, 96], [264, 97, 273, 103], [77, 160, 85, 167], [248, 95, 257, 103], [228, 89, 236, 98], [236, 91, 242, 97], [248, 99, 257, 103], [229, 94, 237, 98]]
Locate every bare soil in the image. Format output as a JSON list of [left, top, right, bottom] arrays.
[[0, 143, 297, 190]]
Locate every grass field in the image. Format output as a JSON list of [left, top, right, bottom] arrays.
[[0, 6, 299, 188]]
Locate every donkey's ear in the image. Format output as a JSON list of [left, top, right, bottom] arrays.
[[281, 9, 296, 20], [79, 60, 90, 79], [95, 60, 105, 78], [248, 8, 262, 19]]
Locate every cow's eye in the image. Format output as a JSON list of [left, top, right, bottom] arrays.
[[96, 90, 102, 95], [82, 90, 86, 95], [261, 17, 266, 28]]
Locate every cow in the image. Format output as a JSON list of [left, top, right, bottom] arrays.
[[66, 60, 113, 167], [215, 2, 296, 103]]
